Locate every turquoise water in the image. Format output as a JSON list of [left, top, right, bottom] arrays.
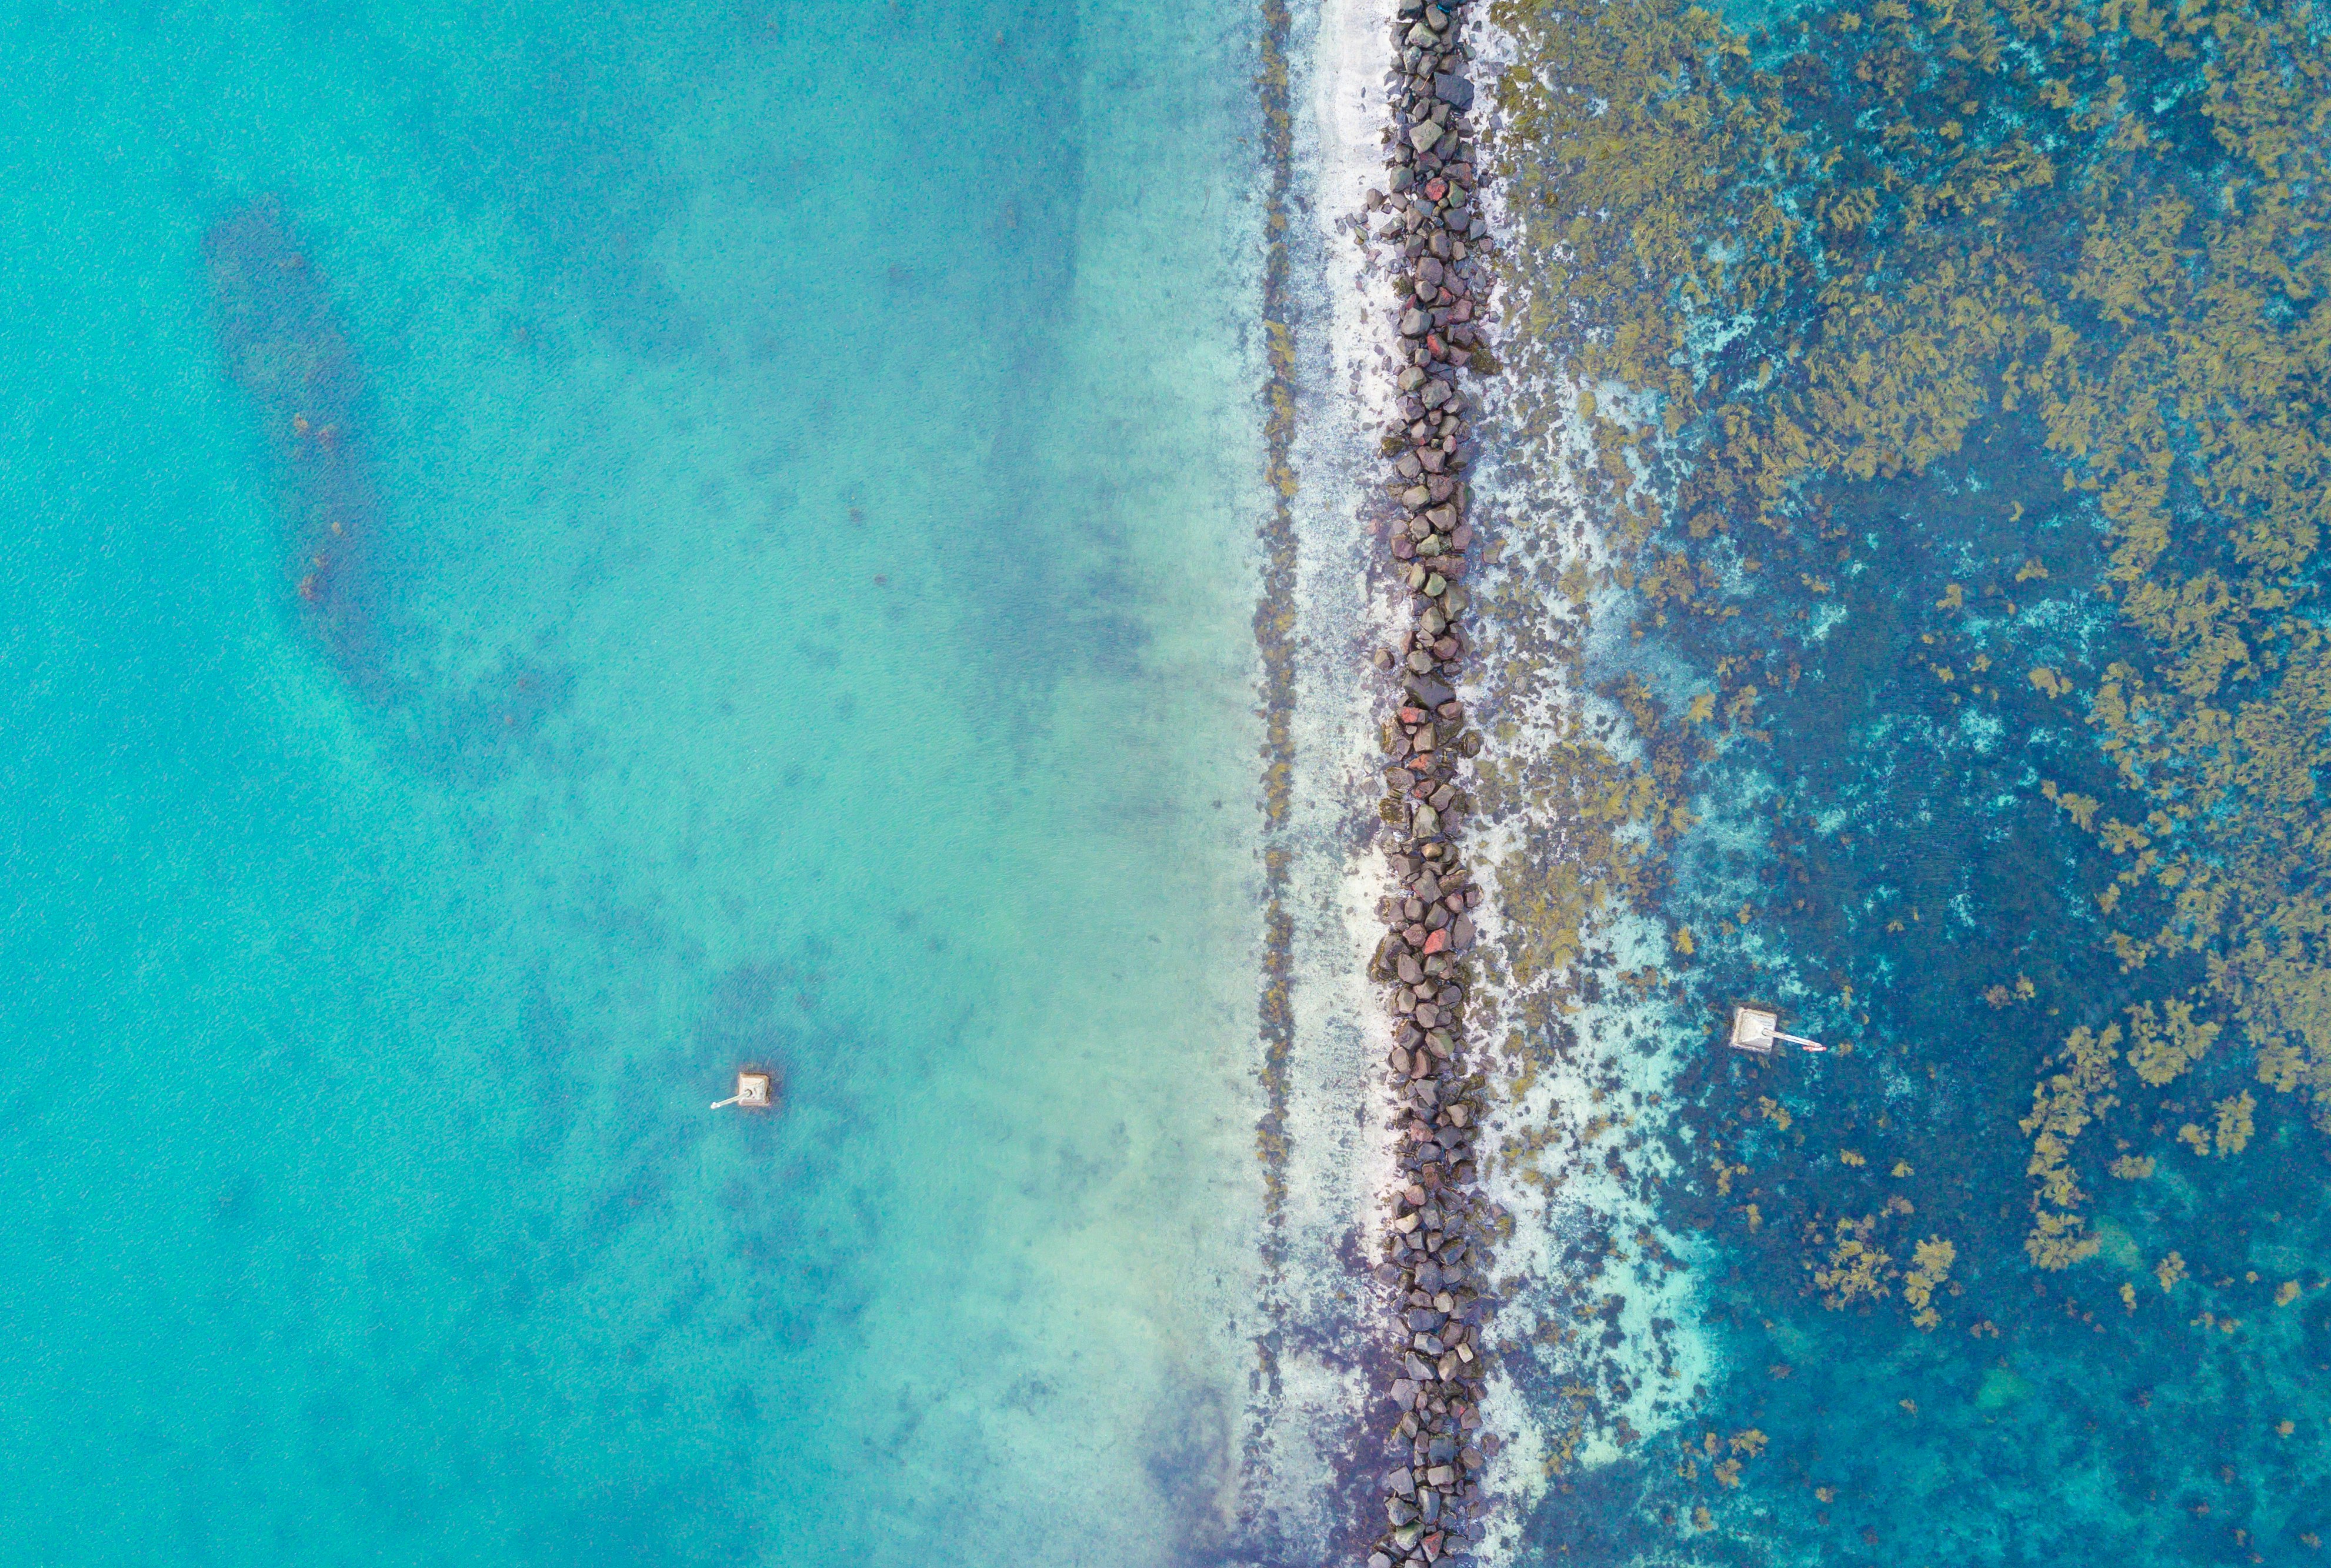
[[0, 2, 1280, 1562]]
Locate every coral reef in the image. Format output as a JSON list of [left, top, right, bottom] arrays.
[[1469, 0, 2331, 1556]]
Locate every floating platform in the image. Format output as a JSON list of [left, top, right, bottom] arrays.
[[711, 1067, 776, 1110], [1730, 1006, 1778, 1053], [1729, 1007, 1826, 1054]]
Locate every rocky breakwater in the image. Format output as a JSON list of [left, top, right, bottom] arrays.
[[1360, 3, 1498, 1565]]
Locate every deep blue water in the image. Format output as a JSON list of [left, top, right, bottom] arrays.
[[1473, 0, 2331, 1560]]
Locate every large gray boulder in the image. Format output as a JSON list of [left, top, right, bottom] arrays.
[[1403, 670, 1455, 709]]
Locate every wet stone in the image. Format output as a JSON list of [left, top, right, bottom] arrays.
[[1403, 670, 1454, 709], [1376, 0, 1493, 1548]]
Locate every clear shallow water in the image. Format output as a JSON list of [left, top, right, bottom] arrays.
[[0, 2, 1278, 1562], [1476, 0, 2331, 1560]]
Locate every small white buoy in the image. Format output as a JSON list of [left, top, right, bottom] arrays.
[[711, 1068, 775, 1110]]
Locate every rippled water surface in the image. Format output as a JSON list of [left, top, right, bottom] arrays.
[[0, 2, 1276, 1562]]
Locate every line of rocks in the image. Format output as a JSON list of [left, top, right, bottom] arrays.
[[1362, 2, 1499, 1565]]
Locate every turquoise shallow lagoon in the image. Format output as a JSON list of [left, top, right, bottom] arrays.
[[0, 1, 1284, 1561]]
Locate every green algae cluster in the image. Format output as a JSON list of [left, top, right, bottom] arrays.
[[1479, 0, 2331, 1556], [1493, 0, 2329, 1268]]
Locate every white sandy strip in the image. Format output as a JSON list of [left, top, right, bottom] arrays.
[[1246, 0, 1726, 1556], [1226, 0, 1410, 1554]]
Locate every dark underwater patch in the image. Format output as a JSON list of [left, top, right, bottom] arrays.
[[1486, 0, 2331, 1556], [205, 197, 579, 784], [204, 197, 396, 691]]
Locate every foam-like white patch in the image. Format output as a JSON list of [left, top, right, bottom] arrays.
[[1443, 14, 1724, 1553]]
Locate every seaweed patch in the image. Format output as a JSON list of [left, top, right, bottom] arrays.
[[1474, 0, 2331, 1556]]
